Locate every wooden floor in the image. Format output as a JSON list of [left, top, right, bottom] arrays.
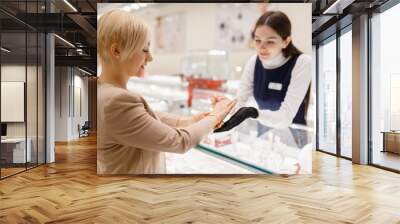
[[1, 163, 45, 178], [1, 167, 26, 178], [373, 150, 400, 171], [1, 135, 400, 223]]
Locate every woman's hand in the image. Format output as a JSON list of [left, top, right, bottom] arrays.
[[209, 98, 236, 128], [211, 95, 229, 108], [188, 96, 235, 128], [212, 95, 238, 115]]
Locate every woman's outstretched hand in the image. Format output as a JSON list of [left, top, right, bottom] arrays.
[[210, 98, 236, 128], [189, 95, 235, 128], [211, 95, 229, 108]]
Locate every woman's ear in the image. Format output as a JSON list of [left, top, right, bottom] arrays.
[[110, 43, 121, 60], [283, 36, 292, 49]]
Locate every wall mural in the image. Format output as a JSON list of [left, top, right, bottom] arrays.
[[216, 3, 260, 50], [154, 13, 185, 53]]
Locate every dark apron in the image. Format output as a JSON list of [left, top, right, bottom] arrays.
[[253, 55, 308, 148]]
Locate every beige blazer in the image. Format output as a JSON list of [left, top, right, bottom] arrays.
[[97, 81, 216, 174]]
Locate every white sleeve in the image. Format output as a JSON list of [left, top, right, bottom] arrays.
[[235, 55, 257, 108], [257, 54, 312, 129]]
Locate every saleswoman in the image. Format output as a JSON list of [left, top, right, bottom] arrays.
[[97, 10, 235, 174], [236, 11, 311, 134]]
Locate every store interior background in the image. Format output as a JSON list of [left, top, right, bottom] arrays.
[[97, 3, 314, 175], [1, 2, 47, 177], [316, 2, 400, 171], [370, 4, 400, 170], [1, 0, 400, 179], [0, 0, 97, 179], [100, 3, 311, 76]]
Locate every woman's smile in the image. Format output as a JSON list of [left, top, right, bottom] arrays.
[[259, 52, 270, 59]]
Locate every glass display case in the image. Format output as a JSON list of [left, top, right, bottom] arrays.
[[199, 118, 313, 174], [167, 106, 313, 175], [127, 75, 313, 175], [166, 148, 254, 174], [127, 74, 238, 113], [181, 50, 230, 80], [127, 76, 188, 112]]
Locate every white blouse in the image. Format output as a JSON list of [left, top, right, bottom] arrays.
[[235, 52, 312, 129]]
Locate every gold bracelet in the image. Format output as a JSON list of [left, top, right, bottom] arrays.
[[207, 113, 218, 117]]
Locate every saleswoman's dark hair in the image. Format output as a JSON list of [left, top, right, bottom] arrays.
[[251, 11, 302, 58]]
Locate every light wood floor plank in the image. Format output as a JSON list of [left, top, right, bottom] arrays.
[[0, 135, 399, 223]]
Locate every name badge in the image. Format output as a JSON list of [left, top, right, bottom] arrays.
[[268, 82, 282, 91]]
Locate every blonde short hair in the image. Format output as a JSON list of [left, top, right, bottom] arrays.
[[97, 9, 149, 61]]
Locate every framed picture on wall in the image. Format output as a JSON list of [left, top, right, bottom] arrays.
[[1, 81, 25, 122]]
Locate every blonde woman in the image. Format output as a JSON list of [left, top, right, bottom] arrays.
[[97, 10, 235, 174]]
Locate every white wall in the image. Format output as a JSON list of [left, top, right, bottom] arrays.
[[98, 3, 312, 79], [1, 65, 26, 140], [72, 74, 89, 138], [1, 64, 46, 164], [54, 67, 89, 141], [311, 45, 317, 150], [55, 67, 69, 141], [1, 65, 33, 137], [1, 66, 25, 125]]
